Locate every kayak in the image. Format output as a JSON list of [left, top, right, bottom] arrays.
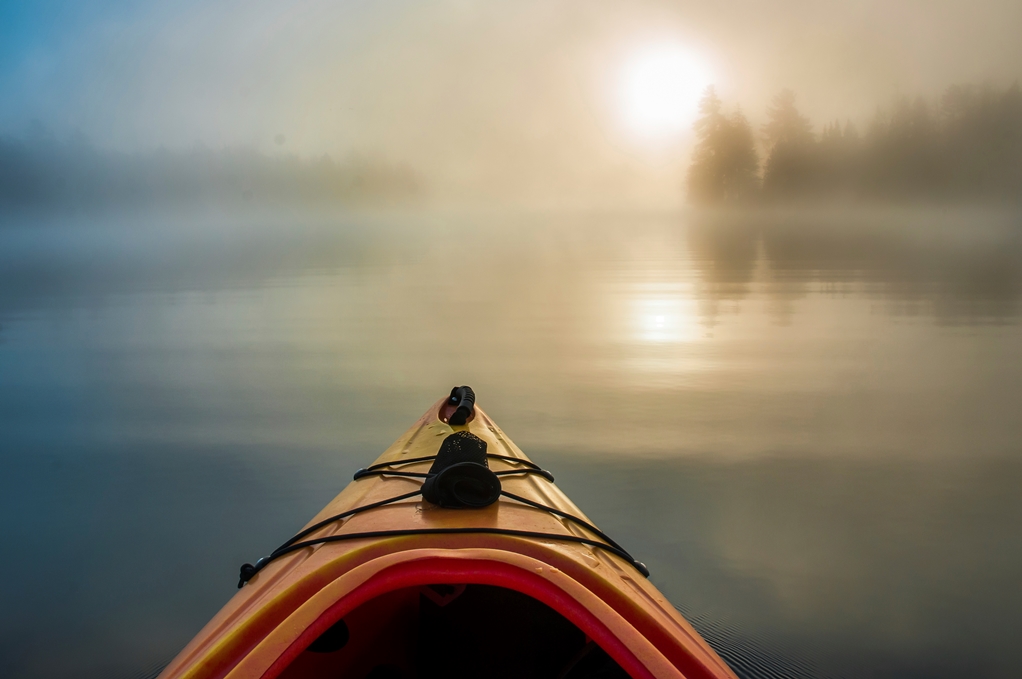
[[158, 388, 738, 679]]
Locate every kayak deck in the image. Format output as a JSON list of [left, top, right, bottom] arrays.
[[158, 397, 737, 679]]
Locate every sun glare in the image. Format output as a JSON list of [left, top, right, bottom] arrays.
[[636, 297, 700, 343], [619, 42, 712, 140]]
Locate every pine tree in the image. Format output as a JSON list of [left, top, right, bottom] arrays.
[[687, 87, 760, 204], [761, 90, 818, 198]]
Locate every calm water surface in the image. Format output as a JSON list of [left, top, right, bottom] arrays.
[[1, 208, 1021, 678]]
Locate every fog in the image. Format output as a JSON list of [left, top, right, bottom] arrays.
[[4, 4, 1022, 679], [3, 0, 1021, 208]]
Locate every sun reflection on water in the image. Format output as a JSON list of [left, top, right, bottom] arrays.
[[635, 296, 701, 343]]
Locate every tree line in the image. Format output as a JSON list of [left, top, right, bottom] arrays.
[[687, 83, 1022, 204], [0, 131, 421, 212]]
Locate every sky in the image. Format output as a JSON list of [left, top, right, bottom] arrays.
[[2, 0, 1021, 206]]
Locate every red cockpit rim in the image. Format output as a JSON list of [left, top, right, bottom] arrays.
[[259, 558, 660, 679]]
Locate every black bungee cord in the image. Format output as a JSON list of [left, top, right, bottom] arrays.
[[238, 437, 649, 584]]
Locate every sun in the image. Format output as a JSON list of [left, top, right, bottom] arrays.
[[619, 42, 713, 140]]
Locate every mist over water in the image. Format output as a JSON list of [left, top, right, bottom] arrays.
[[4, 0, 1022, 208], [3, 1, 1022, 678], [2, 207, 1022, 678]]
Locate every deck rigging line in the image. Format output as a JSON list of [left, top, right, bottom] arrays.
[[238, 454, 649, 588]]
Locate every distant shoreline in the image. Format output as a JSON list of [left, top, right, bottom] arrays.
[[0, 137, 423, 212], [687, 83, 1022, 207]]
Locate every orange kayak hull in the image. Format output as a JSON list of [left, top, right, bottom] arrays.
[[158, 398, 737, 679]]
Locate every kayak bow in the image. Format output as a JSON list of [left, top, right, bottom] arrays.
[[158, 389, 738, 679]]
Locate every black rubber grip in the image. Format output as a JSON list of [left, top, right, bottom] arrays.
[[448, 385, 476, 426]]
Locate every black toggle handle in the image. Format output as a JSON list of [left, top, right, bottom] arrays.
[[447, 385, 476, 426]]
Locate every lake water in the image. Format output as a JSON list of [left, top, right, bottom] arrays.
[[2, 207, 1021, 679]]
